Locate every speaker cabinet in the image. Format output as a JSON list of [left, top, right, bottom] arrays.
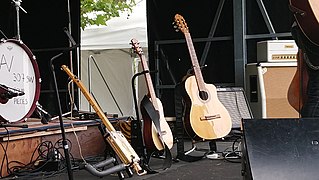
[[242, 118, 319, 180], [245, 62, 299, 118], [216, 87, 253, 129]]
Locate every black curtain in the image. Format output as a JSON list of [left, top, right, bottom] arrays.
[[146, 0, 293, 116]]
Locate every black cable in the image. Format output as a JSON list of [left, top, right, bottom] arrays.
[[9, 141, 54, 176], [223, 136, 242, 163], [1, 137, 76, 179], [8, 140, 69, 178]]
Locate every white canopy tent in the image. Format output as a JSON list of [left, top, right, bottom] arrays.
[[80, 0, 148, 117]]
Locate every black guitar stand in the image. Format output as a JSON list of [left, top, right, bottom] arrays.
[[131, 70, 157, 174], [139, 95, 173, 169], [174, 82, 206, 162]]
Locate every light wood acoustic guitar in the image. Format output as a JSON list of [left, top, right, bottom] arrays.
[[174, 14, 232, 140], [289, 0, 319, 46], [131, 38, 174, 152]]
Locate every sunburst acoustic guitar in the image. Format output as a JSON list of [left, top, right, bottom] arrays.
[[131, 38, 174, 152], [174, 14, 232, 140]]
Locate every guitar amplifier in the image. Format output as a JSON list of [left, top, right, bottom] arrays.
[[257, 40, 298, 62], [216, 87, 253, 129], [245, 62, 299, 119]]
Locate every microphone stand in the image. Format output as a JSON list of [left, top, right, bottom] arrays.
[[12, 0, 27, 40], [49, 52, 74, 180], [47, 28, 78, 179]]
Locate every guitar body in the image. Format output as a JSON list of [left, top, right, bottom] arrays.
[[289, 0, 319, 46], [141, 97, 174, 151], [288, 50, 308, 112], [183, 76, 232, 140]]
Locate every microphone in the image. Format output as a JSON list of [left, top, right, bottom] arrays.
[[63, 27, 76, 46], [0, 91, 24, 99], [0, 84, 25, 101]]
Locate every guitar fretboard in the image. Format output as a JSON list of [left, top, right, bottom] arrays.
[[184, 32, 206, 92]]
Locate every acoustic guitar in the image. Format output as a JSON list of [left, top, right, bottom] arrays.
[[289, 0, 319, 46], [131, 38, 174, 152], [174, 14, 232, 140]]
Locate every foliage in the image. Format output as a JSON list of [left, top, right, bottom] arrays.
[[80, 0, 136, 29]]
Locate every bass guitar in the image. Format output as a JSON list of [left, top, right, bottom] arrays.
[[130, 38, 174, 152], [174, 14, 232, 140], [289, 0, 319, 46]]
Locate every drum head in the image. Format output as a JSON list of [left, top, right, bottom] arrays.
[[0, 39, 41, 123]]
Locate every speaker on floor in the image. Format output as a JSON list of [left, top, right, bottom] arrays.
[[217, 87, 253, 129], [245, 62, 299, 118], [241, 118, 319, 180]]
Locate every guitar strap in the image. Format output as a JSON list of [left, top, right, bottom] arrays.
[[141, 95, 172, 169], [174, 82, 204, 162]]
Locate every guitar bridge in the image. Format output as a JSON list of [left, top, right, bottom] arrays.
[[160, 131, 167, 135], [200, 114, 221, 121]]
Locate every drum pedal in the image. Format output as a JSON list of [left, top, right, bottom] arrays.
[[35, 102, 52, 124]]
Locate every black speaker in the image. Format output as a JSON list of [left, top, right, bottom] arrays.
[[217, 87, 253, 129], [242, 118, 319, 180]]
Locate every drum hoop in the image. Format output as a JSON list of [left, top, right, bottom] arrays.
[[0, 39, 41, 123]]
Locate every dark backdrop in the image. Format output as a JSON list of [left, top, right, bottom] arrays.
[[146, 0, 293, 116], [0, 0, 80, 117], [0, 0, 293, 118]]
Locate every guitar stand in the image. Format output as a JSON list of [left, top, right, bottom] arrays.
[[184, 140, 218, 159], [190, 140, 217, 153], [174, 83, 205, 162], [97, 123, 130, 179], [81, 156, 126, 178], [131, 70, 157, 174]]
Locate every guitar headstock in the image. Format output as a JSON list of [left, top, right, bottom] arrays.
[[174, 14, 189, 33], [130, 38, 143, 56]]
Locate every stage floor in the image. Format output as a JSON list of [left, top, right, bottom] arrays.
[[52, 141, 242, 180], [2, 140, 243, 180], [0, 118, 243, 180]]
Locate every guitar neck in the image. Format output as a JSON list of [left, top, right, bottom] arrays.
[[139, 54, 159, 110], [61, 65, 115, 131], [184, 33, 206, 90]]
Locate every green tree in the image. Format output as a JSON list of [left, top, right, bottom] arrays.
[[81, 0, 136, 29]]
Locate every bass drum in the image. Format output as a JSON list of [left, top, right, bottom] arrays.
[[0, 39, 41, 123]]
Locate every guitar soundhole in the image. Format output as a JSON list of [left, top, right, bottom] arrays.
[[199, 91, 208, 101]]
